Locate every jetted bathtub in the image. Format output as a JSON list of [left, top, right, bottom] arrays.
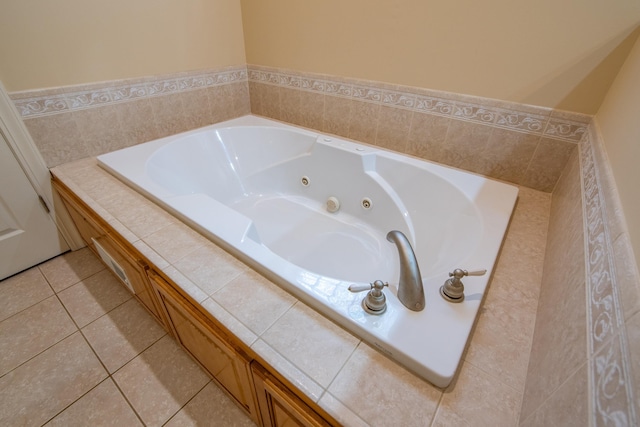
[[97, 115, 518, 388]]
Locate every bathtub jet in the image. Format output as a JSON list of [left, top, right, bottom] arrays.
[[97, 115, 518, 388]]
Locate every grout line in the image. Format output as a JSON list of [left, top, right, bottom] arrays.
[[0, 307, 77, 380], [317, 340, 368, 424], [39, 377, 115, 426], [77, 292, 135, 330], [462, 358, 524, 395], [105, 329, 170, 426], [0, 290, 56, 325], [110, 372, 147, 426], [428, 392, 446, 427], [108, 331, 169, 378], [322, 338, 362, 394], [518, 360, 587, 426], [519, 136, 542, 187], [160, 380, 212, 426], [49, 264, 109, 295], [0, 267, 57, 323]]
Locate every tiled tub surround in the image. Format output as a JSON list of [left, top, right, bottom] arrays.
[[12, 64, 588, 192], [9, 66, 250, 168], [520, 124, 640, 426], [44, 121, 640, 426], [50, 156, 551, 426], [96, 115, 520, 388], [247, 65, 591, 193]]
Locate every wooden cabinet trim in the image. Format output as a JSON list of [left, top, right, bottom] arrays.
[[251, 362, 335, 427], [53, 177, 152, 269], [147, 270, 253, 358], [148, 270, 260, 424], [52, 177, 169, 328]]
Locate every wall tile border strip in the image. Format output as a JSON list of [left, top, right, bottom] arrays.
[[10, 66, 248, 119], [580, 128, 636, 426], [247, 65, 590, 143], [11, 63, 590, 143]]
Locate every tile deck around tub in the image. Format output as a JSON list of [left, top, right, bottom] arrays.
[[5, 157, 552, 426]]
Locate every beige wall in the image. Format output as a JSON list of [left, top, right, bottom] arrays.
[[0, 0, 246, 92], [3, 0, 638, 112], [240, 0, 640, 114], [596, 35, 640, 270]]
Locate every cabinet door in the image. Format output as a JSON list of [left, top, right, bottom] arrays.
[[251, 363, 336, 427], [149, 271, 259, 423]]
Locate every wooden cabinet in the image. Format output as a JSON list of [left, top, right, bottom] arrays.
[[52, 179, 167, 328], [252, 363, 334, 427], [148, 272, 337, 427], [148, 270, 260, 424]]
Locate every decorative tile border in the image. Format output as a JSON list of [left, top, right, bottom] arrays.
[[11, 67, 248, 119], [414, 95, 454, 117], [12, 63, 589, 143], [248, 66, 590, 143], [580, 129, 636, 426], [547, 118, 588, 142]]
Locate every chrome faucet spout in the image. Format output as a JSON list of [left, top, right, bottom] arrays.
[[386, 230, 425, 311]]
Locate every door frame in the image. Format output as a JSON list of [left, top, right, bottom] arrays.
[[0, 81, 80, 250]]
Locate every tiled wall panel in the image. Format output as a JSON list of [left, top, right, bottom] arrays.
[[519, 148, 588, 424], [246, 65, 591, 192], [520, 125, 639, 426], [10, 67, 250, 168], [12, 63, 590, 192], [581, 127, 638, 426]]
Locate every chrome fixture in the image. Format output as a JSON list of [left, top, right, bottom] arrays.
[[349, 280, 389, 314], [439, 268, 487, 303], [386, 230, 425, 311]]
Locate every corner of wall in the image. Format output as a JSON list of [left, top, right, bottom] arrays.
[[585, 123, 640, 425], [520, 120, 639, 426]]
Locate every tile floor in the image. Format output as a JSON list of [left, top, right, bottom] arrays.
[[0, 247, 255, 426]]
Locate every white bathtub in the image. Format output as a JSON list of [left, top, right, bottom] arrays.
[[97, 115, 518, 388]]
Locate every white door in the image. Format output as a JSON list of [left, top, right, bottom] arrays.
[[0, 126, 67, 280]]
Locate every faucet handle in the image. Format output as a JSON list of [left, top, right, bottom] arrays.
[[348, 283, 374, 293], [449, 268, 487, 278], [348, 280, 388, 293], [441, 268, 487, 303], [348, 281, 388, 315]]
